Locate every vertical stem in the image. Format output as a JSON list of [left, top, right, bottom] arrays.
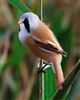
[[40, 0, 44, 100], [41, 0, 43, 21], [38, 0, 44, 100]]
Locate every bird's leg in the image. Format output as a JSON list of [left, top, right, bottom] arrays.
[[38, 63, 47, 73], [38, 59, 44, 74], [38, 60, 50, 74]]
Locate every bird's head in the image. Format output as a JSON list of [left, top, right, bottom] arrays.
[[18, 12, 40, 33], [18, 12, 40, 42]]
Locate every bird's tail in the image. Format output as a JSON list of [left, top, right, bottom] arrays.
[[52, 63, 64, 89]]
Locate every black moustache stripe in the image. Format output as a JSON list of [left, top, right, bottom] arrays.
[[19, 26, 20, 32], [23, 18, 30, 33]]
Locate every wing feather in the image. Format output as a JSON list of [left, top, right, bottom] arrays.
[[31, 35, 67, 57]]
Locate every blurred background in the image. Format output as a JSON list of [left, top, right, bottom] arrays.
[[0, 0, 80, 100]]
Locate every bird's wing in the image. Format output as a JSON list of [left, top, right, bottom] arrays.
[[31, 35, 67, 57]]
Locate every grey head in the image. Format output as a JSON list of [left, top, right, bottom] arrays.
[[19, 12, 40, 33], [18, 12, 40, 43]]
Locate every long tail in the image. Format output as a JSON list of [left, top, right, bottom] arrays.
[[52, 63, 64, 89]]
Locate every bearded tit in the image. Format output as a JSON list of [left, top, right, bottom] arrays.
[[18, 12, 67, 89]]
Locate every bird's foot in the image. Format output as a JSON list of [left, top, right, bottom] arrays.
[[38, 61, 51, 74]]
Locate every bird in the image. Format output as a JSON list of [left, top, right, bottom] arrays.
[[18, 12, 67, 89]]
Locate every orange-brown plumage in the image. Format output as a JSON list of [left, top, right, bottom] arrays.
[[25, 22, 64, 89], [18, 12, 66, 89]]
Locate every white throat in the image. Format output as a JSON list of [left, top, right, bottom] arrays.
[[18, 13, 40, 43]]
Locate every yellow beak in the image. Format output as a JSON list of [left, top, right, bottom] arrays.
[[18, 20, 23, 24]]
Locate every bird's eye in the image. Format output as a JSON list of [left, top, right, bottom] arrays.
[[23, 18, 30, 33]]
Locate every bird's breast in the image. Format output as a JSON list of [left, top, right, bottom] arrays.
[[25, 36, 53, 61]]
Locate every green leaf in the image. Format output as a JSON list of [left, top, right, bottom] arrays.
[[44, 68, 56, 100], [66, 71, 80, 100], [8, 0, 32, 12], [51, 59, 80, 100]]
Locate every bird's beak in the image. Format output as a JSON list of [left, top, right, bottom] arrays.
[[18, 20, 23, 24]]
